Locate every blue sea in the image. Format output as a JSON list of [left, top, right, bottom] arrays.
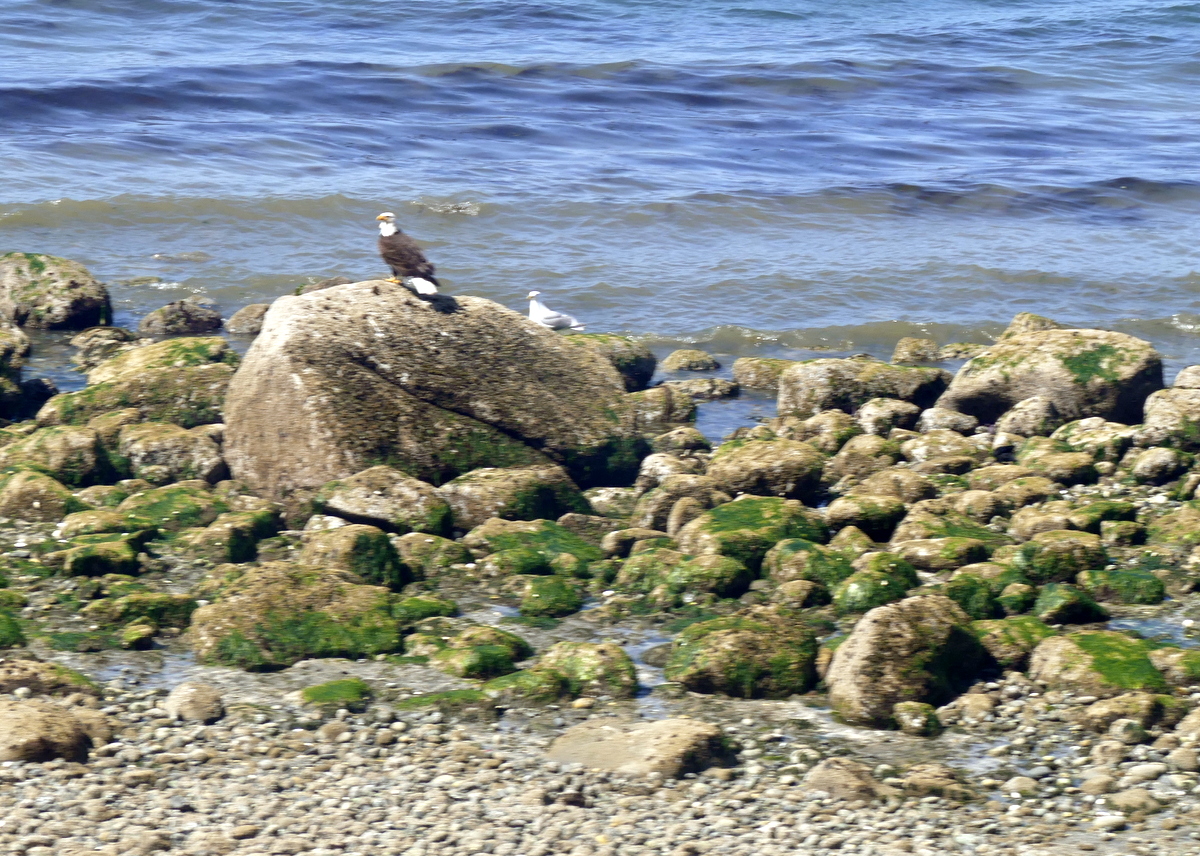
[[3, 0, 1200, 397]]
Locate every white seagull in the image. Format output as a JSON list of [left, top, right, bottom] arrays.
[[527, 290, 585, 331]]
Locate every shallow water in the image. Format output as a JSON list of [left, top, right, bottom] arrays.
[[3, 0, 1200, 375]]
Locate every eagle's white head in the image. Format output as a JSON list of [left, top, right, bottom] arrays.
[[526, 290, 541, 300], [376, 212, 397, 237]]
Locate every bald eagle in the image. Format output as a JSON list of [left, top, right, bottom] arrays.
[[376, 213, 460, 314]]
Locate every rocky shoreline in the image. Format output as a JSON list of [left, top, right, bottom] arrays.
[[3, 253, 1200, 854]]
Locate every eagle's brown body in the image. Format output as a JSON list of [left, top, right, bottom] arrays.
[[379, 230, 440, 286], [375, 214, 459, 313]]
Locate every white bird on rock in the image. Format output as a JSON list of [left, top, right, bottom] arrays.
[[527, 290, 585, 331]]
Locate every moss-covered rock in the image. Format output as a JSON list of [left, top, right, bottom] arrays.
[[116, 422, 226, 485], [0, 470, 87, 522], [997, 582, 1037, 615], [174, 509, 280, 564], [1029, 631, 1167, 697], [568, 334, 656, 392], [1076, 569, 1165, 605], [393, 594, 457, 627], [313, 466, 451, 536], [762, 538, 855, 588], [300, 678, 371, 712], [665, 555, 753, 599], [462, 518, 605, 565], [298, 524, 408, 590], [37, 363, 235, 429], [1146, 500, 1200, 548], [998, 529, 1107, 584], [82, 592, 197, 628], [940, 574, 999, 620], [479, 547, 554, 577], [825, 494, 907, 542], [0, 609, 24, 648], [189, 562, 406, 670], [1067, 500, 1137, 534], [539, 641, 637, 698], [0, 252, 111, 329], [892, 537, 990, 572], [970, 615, 1055, 669], [664, 605, 817, 698], [1033, 583, 1109, 624], [1147, 648, 1200, 688], [613, 547, 688, 593], [115, 481, 230, 532], [778, 359, 950, 419], [890, 506, 1011, 548], [894, 701, 942, 737], [827, 595, 986, 727], [731, 357, 795, 392], [831, 555, 918, 615], [936, 328, 1162, 424], [436, 465, 591, 530], [0, 426, 108, 486], [706, 438, 826, 503], [86, 336, 238, 385], [53, 539, 140, 577], [392, 532, 472, 579], [630, 474, 729, 531], [518, 575, 584, 618], [431, 645, 520, 681], [482, 667, 568, 705], [675, 497, 827, 572]]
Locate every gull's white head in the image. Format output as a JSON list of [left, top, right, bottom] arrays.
[[526, 290, 541, 300]]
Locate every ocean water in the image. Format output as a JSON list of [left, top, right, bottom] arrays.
[[3, 0, 1200, 389]]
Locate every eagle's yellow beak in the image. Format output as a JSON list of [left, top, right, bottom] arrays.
[[376, 214, 388, 221]]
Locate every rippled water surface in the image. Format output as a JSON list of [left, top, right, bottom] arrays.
[[4, 0, 1200, 371]]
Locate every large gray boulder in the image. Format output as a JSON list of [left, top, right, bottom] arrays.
[[547, 718, 725, 778], [936, 328, 1162, 424], [0, 699, 91, 762], [826, 595, 986, 727], [777, 358, 950, 419], [223, 282, 649, 495], [0, 253, 111, 329]]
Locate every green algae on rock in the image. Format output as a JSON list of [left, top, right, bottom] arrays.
[[970, 615, 1055, 670], [0, 609, 24, 648], [997, 529, 1107, 584], [762, 538, 855, 588], [300, 678, 372, 712], [189, 563, 407, 670], [777, 358, 951, 419], [0, 252, 112, 329], [392, 532, 471, 579], [313, 466, 451, 536], [1075, 568, 1165, 604], [706, 438, 825, 503], [827, 595, 986, 727], [38, 362, 236, 430], [436, 465, 591, 530], [675, 496, 827, 572], [664, 605, 818, 698], [462, 518, 604, 565], [1032, 582, 1110, 624], [517, 575, 584, 618], [935, 327, 1163, 424], [1028, 630, 1167, 697], [567, 334, 656, 391], [538, 640, 638, 698], [298, 524, 408, 590]]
